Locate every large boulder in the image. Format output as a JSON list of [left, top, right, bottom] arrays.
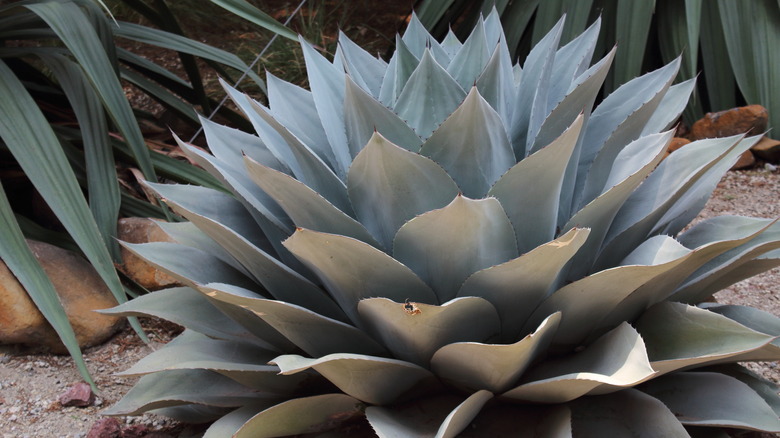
[[689, 105, 768, 140], [0, 240, 124, 352], [116, 217, 180, 291]]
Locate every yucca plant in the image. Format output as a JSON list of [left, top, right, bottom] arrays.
[[104, 12, 780, 437]]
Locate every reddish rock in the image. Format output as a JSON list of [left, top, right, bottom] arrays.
[[751, 136, 780, 163], [59, 381, 95, 407], [731, 150, 757, 170], [667, 137, 691, 154], [0, 240, 124, 352], [120, 424, 150, 438], [689, 105, 768, 140], [117, 218, 180, 291], [87, 417, 122, 438]]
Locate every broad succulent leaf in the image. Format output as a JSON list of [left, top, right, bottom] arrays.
[[110, 13, 780, 436]]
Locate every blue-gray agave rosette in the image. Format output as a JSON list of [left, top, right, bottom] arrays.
[[105, 12, 780, 437]]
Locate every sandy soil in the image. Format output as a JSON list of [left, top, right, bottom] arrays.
[[0, 168, 778, 438]]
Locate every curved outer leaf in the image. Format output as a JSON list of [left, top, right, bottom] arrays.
[[489, 115, 583, 253], [266, 73, 335, 170], [420, 87, 514, 198], [524, 244, 690, 349], [271, 353, 438, 405], [436, 390, 494, 438], [635, 302, 776, 375], [431, 312, 561, 393], [299, 37, 351, 178], [457, 228, 589, 342], [202, 282, 387, 357], [347, 132, 459, 250], [562, 131, 672, 280], [357, 297, 500, 367], [640, 372, 780, 432], [642, 78, 697, 136], [103, 369, 265, 417], [502, 323, 656, 403], [102, 287, 265, 347], [574, 59, 680, 210], [155, 222, 242, 272], [244, 156, 380, 249], [701, 304, 780, 348], [394, 49, 467, 140], [394, 195, 519, 303], [446, 18, 490, 89], [569, 389, 689, 437], [343, 77, 423, 157], [366, 394, 463, 438], [283, 228, 437, 324], [148, 183, 345, 321], [234, 394, 364, 438]]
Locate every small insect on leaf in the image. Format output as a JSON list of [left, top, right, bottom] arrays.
[[403, 299, 421, 315]]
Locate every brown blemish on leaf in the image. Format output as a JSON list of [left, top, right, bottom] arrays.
[[403, 299, 421, 315]]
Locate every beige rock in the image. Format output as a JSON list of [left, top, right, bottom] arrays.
[[689, 105, 768, 140], [0, 241, 124, 352], [751, 136, 780, 163], [117, 217, 179, 290]]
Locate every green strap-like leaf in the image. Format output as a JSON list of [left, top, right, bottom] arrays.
[[283, 228, 438, 324], [202, 282, 384, 357], [503, 323, 656, 403], [272, 353, 437, 405], [457, 228, 589, 342], [635, 302, 775, 375], [639, 372, 780, 432], [244, 156, 379, 248], [209, 0, 297, 41], [431, 312, 561, 393], [394, 196, 519, 303], [394, 49, 467, 140], [343, 76, 423, 156], [489, 115, 583, 253], [347, 132, 458, 250], [0, 181, 93, 388], [358, 297, 500, 367], [420, 87, 515, 198], [609, 0, 656, 92], [103, 369, 266, 417]]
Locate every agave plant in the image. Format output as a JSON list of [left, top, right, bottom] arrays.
[[104, 12, 780, 437]]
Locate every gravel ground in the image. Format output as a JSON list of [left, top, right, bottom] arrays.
[[0, 168, 778, 437]]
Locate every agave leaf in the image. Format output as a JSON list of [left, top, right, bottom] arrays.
[[202, 282, 385, 357], [574, 58, 680, 209], [343, 77, 423, 156], [441, 28, 463, 58], [510, 17, 564, 157], [395, 49, 467, 140], [244, 156, 379, 248], [202, 404, 273, 438], [272, 353, 438, 405], [266, 73, 334, 170], [446, 18, 490, 89], [103, 369, 267, 417], [357, 297, 500, 367], [600, 135, 750, 268], [435, 390, 494, 438], [0, 181, 93, 388], [232, 394, 363, 438], [299, 37, 351, 178], [569, 389, 689, 437], [209, 0, 297, 41], [546, 17, 600, 111], [641, 78, 697, 135], [532, 0, 594, 45], [489, 115, 583, 252], [563, 131, 672, 279], [378, 36, 420, 107], [365, 394, 463, 438], [402, 12, 447, 61], [394, 196, 519, 303], [701, 304, 780, 347], [640, 372, 780, 432], [705, 364, 780, 417], [503, 323, 656, 403], [41, 53, 119, 260], [475, 37, 516, 126], [337, 31, 387, 98], [431, 312, 561, 393], [718, 0, 780, 139], [283, 228, 437, 324], [347, 132, 458, 250], [420, 87, 515, 198], [245, 100, 353, 214], [102, 287, 265, 347], [457, 228, 588, 341], [635, 302, 775, 375]]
